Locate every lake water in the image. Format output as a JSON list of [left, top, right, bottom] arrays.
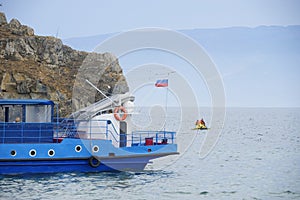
[[0, 108, 299, 199]]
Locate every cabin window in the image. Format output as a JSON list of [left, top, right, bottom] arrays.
[[0, 105, 23, 122], [26, 105, 52, 122]]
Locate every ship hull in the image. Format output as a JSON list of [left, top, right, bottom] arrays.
[[0, 158, 145, 175], [0, 139, 178, 175]]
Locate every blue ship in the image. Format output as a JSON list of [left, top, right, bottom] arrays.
[[0, 94, 178, 175]]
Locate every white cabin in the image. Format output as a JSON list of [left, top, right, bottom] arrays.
[[73, 93, 135, 147]]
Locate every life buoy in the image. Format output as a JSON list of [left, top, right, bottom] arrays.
[[113, 106, 127, 121], [89, 156, 101, 168]]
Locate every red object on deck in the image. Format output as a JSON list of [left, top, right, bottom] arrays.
[[53, 138, 64, 143], [145, 137, 153, 146]]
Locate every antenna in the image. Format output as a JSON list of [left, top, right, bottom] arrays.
[[55, 27, 59, 38], [85, 79, 116, 105]]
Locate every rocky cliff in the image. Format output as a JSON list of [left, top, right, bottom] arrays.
[[0, 12, 128, 116]]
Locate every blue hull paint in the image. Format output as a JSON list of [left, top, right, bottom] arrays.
[[0, 158, 149, 175], [0, 159, 111, 174], [0, 138, 177, 175]]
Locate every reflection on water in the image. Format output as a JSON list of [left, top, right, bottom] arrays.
[[0, 171, 174, 200]]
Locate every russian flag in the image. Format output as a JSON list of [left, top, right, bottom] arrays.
[[155, 79, 168, 87]]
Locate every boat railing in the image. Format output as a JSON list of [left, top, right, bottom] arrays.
[[103, 121, 176, 146], [130, 131, 176, 146], [0, 119, 111, 144], [54, 118, 78, 138], [106, 121, 120, 144], [55, 119, 110, 140], [0, 122, 54, 143], [57, 119, 176, 147], [0, 119, 176, 146]]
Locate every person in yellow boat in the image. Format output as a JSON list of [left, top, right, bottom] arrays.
[[195, 118, 207, 129]]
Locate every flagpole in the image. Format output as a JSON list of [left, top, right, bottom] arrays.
[[164, 71, 174, 132], [164, 85, 168, 132], [155, 71, 174, 133]]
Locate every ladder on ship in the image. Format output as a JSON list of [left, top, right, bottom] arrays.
[[69, 92, 134, 120]]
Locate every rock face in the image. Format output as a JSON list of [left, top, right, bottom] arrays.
[[0, 12, 129, 117], [0, 12, 7, 25]]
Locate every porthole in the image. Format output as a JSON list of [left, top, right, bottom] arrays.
[[48, 149, 55, 157], [10, 150, 17, 157], [92, 145, 99, 153], [75, 145, 82, 152], [29, 149, 36, 157]]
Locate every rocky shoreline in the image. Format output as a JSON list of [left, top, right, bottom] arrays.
[[0, 12, 128, 116]]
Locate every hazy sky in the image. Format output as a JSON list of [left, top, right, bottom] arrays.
[[1, 0, 300, 38], [1, 0, 299, 107]]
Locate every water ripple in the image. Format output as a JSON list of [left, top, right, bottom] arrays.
[[1, 108, 300, 199]]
